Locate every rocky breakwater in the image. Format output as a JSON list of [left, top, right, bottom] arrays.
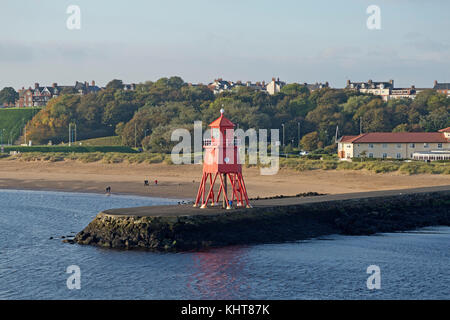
[[74, 188, 450, 252]]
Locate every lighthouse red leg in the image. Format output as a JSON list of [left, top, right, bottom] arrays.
[[201, 173, 209, 208], [238, 172, 251, 208], [194, 172, 206, 207], [238, 173, 245, 207], [218, 173, 230, 209], [216, 182, 222, 203], [227, 173, 240, 207], [235, 173, 243, 205], [206, 173, 218, 206], [234, 173, 243, 206], [230, 173, 238, 204], [230, 174, 235, 203]]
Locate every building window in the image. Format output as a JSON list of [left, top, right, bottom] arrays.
[[369, 144, 374, 149], [424, 143, 429, 148], [397, 153, 402, 159], [369, 153, 374, 158], [397, 144, 402, 148], [438, 143, 443, 149], [383, 153, 388, 158], [346, 144, 351, 149], [410, 143, 415, 148], [382, 144, 388, 148]]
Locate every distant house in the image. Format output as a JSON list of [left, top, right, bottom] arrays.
[[74, 81, 102, 95], [123, 83, 136, 91], [244, 81, 266, 91], [433, 81, 450, 97], [338, 129, 450, 160], [346, 79, 394, 101], [266, 77, 286, 95], [15, 81, 101, 107], [346, 79, 422, 101], [208, 79, 236, 94], [15, 87, 34, 108], [304, 82, 329, 91], [388, 86, 417, 100]]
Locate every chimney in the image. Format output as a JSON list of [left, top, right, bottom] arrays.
[[411, 85, 415, 89], [52, 83, 57, 88], [325, 82, 329, 87], [34, 83, 39, 89], [272, 77, 276, 82], [91, 80, 95, 86], [85, 81, 89, 87], [434, 80, 438, 87], [368, 79, 373, 84], [389, 79, 394, 85], [346, 80, 351, 86]]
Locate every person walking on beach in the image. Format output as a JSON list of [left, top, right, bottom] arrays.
[[106, 186, 111, 195]]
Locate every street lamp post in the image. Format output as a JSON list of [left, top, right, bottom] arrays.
[[297, 122, 301, 149], [134, 122, 137, 148], [74, 123, 77, 144], [281, 124, 285, 147]]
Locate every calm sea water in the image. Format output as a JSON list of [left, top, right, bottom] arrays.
[[0, 189, 448, 300]]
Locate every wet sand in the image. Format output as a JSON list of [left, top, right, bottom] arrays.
[[0, 159, 449, 199]]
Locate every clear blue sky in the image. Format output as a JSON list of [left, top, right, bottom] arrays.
[[0, 0, 449, 89]]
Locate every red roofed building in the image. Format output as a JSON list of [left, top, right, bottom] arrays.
[[439, 127, 450, 139], [338, 129, 450, 160]]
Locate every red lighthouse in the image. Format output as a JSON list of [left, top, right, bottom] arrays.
[[194, 109, 251, 209]]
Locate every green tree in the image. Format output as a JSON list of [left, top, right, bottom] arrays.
[[0, 87, 18, 105], [106, 79, 124, 91], [300, 131, 320, 151]]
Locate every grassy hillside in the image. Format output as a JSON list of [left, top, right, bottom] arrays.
[[78, 136, 122, 146], [0, 107, 41, 144]]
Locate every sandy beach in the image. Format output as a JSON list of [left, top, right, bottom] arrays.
[[0, 159, 448, 199]]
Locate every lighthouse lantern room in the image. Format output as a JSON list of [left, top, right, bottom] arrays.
[[194, 109, 251, 209]]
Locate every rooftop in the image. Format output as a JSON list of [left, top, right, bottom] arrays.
[[340, 132, 448, 143], [433, 82, 450, 90]]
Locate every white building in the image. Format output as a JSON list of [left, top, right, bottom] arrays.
[[266, 77, 286, 95], [338, 128, 450, 160]]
